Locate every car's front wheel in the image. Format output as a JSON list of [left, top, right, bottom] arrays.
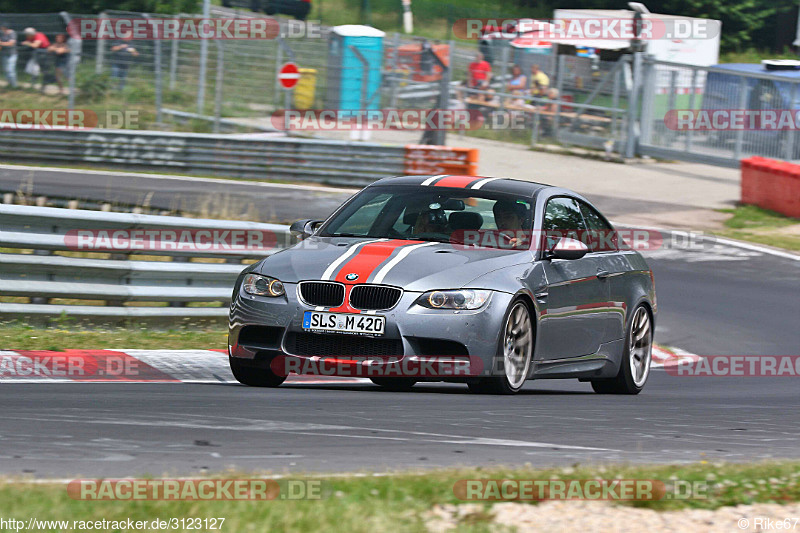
[[229, 356, 286, 387], [468, 299, 534, 395], [591, 304, 652, 394]]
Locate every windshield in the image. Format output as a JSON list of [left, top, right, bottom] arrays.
[[319, 186, 533, 247]]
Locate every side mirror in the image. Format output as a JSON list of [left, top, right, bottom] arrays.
[[290, 219, 323, 239], [547, 237, 589, 260]]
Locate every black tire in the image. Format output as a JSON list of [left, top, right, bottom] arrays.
[[370, 377, 417, 391], [591, 304, 652, 395], [468, 298, 534, 395], [229, 355, 286, 387]]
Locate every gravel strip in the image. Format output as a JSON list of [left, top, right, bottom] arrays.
[[426, 501, 800, 532]]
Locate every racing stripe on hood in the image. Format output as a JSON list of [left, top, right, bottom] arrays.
[[332, 239, 419, 284], [371, 242, 437, 284], [320, 239, 387, 281]]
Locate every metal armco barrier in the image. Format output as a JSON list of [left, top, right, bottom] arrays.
[[0, 129, 478, 186], [0, 204, 293, 320], [741, 157, 800, 218]]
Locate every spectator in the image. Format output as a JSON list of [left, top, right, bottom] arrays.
[[467, 52, 491, 89], [506, 65, 527, 95], [21, 27, 50, 89], [529, 64, 549, 97], [48, 34, 70, 95], [110, 33, 139, 90], [0, 21, 17, 89]]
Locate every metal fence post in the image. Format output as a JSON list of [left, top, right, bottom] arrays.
[[554, 54, 566, 142], [151, 14, 163, 127], [169, 15, 179, 90], [686, 68, 698, 152], [611, 65, 621, 137], [197, 0, 210, 113], [624, 52, 643, 158], [785, 82, 797, 161], [432, 41, 453, 146], [95, 12, 107, 74], [388, 32, 401, 109], [734, 76, 748, 160], [639, 56, 656, 146], [214, 40, 224, 133]]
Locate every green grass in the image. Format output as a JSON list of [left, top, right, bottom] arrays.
[[0, 322, 226, 351], [1, 462, 799, 532], [717, 204, 800, 252]]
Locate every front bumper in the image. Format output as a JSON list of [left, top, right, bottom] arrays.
[[228, 282, 513, 377]]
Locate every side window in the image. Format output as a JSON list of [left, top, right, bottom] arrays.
[[579, 201, 617, 252], [543, 197, 585, 250]]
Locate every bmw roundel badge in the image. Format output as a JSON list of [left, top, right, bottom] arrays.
[[345, 273, 359, 281]]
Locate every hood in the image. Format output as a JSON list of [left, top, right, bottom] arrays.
[[256, 236, 532, 292]]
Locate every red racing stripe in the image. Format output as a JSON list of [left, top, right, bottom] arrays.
[[433, 175, 479, 188], [328, 239, 417, 313]]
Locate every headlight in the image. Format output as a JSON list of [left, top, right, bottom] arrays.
[[243, 273, 285, 297], [416, 289, 491, 310]]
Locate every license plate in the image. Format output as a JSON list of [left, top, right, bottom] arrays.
[[303, 311, 385, 336]]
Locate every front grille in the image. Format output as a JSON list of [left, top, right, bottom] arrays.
[[350, 285, 403, 310], [287, 332, 404, 357], [299, 281, 344, 307]]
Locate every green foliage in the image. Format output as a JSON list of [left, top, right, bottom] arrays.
[[0, 0, 198, 14], [75, 71, 111, 104]]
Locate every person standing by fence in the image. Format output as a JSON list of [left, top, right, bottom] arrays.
[[48, 34, 70, 95], [0, 22, 18, 89], [110, 33, 139, 90], [20, 27, 50, 90]]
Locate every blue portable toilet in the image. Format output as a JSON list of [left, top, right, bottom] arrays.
[[326, 25, 385, 114]]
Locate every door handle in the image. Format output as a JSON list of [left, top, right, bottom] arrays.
[[534, 291, 549, 300], [596, 270, 611, 280]]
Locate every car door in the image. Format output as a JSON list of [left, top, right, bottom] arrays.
[[536, 196, 610, 360]]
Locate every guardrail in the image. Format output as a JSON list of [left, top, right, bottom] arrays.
[[0, 129, 479, 186], [0, 204, 293, 320]]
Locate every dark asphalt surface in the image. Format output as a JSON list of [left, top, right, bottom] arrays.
[[1, 372, 798, 478], [1, 164, 798, 477]]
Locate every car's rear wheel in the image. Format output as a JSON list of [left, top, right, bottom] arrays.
[[370, 378, 417, 391], [468, 299, 533, 395], [229, 355, 286, 387], [591, 304, 652, 394]]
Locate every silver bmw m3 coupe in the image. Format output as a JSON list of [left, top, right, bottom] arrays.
[[228, 175, 656, 394]]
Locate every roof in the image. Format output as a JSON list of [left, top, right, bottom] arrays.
[[710, 63, 800, 79], [332, 25, 385, 38], [370, 175, 551, 196]]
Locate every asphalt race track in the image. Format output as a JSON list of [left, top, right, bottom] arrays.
[[1, 166, 799, 478]]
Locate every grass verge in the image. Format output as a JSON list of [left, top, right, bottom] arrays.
[[0, 462, 799, 532], [717, 204, 800, 252], [0, 322, 226, 351]]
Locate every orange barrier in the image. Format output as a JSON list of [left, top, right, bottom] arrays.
[[741, 157, 800, 218], [404, 145, 479, 176]]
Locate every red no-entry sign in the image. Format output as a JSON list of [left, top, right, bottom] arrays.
[[278, 62, 300, 89]]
